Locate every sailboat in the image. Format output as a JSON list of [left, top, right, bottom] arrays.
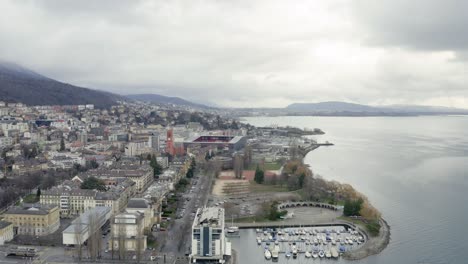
[[226, 216, 239, 234]]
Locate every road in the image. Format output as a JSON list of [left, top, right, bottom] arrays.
[[158, 169, 213, 258]]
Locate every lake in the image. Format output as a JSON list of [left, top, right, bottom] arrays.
[[236, 116, 468, 264]]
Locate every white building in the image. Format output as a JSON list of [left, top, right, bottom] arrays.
[[191, 207, 231, 263], [125, 140, 149, 157], [126, 198, 154, 230], [109, 212, 147, 251], [0, 221, 14, 245], [62, 207, 111, 245], [148, 133, 160, 151]]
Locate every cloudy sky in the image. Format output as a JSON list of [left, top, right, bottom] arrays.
[[1, 0, 468, 108]]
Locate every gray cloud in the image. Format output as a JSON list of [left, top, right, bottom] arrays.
[[0, 0, 468, 108], [352, 0, 468, 51]]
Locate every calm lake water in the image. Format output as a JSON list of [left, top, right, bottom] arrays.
[[237, 116, 468, 264]]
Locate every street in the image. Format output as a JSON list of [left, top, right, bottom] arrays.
[[157, 169, 214, 258]]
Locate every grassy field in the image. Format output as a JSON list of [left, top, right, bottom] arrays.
[[233, 215, 269, 223], [338, 216, 381, 236], [249, 182, 289, 193], [247, 162, 283, 171], [23, 194, 39, 203]]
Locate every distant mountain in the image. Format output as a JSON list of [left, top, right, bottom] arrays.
[[286, 101, 385, 112], [0, 62, 123, 108], [384, 104, 468, 113], [285, 101, 468, 115], [126, 94, 211, 109]]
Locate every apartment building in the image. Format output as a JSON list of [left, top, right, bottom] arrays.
[[3, 204, 60, 236]]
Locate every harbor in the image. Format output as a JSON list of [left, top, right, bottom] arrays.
[[230, 226, 367, 263]]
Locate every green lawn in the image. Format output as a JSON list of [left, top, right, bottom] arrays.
[[23, 194, 39, 203], [249, 183, 289, 193], [247, 162, 282, 171], [233, 215, 269, 223]]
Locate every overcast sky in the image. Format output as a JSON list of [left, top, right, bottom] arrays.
[[1, 0, 468, 108]]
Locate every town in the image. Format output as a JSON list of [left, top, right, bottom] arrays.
[[0, 100, 386, 264]]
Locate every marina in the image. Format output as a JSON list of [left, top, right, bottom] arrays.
[[231, 225, 366, 263]]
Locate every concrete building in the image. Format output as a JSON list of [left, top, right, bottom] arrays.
[[41, 179, 135, 217], [0, 221, 14, 245], [62, 207, 111, 245], [191, 207, 231, 263], [3, 204, 60, 236], [125, 140, 149, 157], [148, 133, 160, 151], [81, 164, 153, 193], [184, 135, 246, 151], [109, 212, 147, 251], [126, 198, 154, 230]]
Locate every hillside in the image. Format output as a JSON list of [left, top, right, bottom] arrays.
[[285, 101, 468, 115], [0, 62, 122, 108], [286, 101, 386, 112], [127, 93, 211, 109]]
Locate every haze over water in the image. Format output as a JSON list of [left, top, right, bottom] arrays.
[[241, 116, 468, 264]]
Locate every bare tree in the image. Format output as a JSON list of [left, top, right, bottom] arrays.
[[118, 221, 127, 260], [136, 224, 144, 263], [233, 153, 244, 179], [87, 211, 102, 261], [74, 217, 83, 262]]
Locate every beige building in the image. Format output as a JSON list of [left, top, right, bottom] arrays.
[[0, 221, 14, 245], [40, 179, 135, 217], [126, 198, 154, 230], [80, 164, 153, 193], [3, 205, 60, 236], [109, 212, 147, 251]]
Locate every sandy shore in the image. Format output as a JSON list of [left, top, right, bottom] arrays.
[[343, 218, 391, 260]]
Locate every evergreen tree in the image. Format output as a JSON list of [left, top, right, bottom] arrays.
[[254, 165, 264, 184], [60, 137, 65, 151], [36, 187, 41, 198], [150, 155, 163, 177]]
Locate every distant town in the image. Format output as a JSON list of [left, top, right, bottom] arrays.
[[0, 99, 387, 263]]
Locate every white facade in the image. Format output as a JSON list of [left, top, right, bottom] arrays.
[[191, 207, 229, 262]]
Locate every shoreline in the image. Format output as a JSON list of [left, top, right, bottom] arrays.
[[301, 144, 391, 260], [342, 217, 391, 260]]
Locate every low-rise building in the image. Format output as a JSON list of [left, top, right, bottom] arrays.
[[126, 198, 154, 230], [62, 207, 111, 245], [3, 204, 60, 236], [108, 212, 147, 251], [0, 221, 14, 245]]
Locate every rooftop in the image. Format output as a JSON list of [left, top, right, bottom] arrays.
[[5, 204, 57, 215], [193, 207, 225, 227]]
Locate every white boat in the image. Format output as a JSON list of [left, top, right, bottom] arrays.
[[312, 251, 319, 258], [292, 246, 298, 259], [285, 252, 291, 258], [227, 226, 238, 233], [325, 250, 332, 258], [331, 247, 339, 258], [257, 238, 262, 245], [272, 246, 280, 261], [318, 250, 325, 258], [264, 249, 272, 260], [305, 251, 312, 258], [331, 239, 336, 245], [256, 228, 262, 233]]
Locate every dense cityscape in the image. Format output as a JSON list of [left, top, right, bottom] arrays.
[[0, 99, 388, 263]]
